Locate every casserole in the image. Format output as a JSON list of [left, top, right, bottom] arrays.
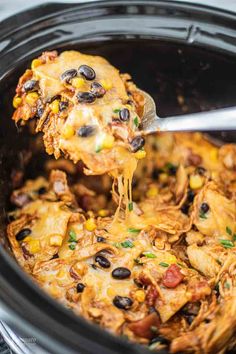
[[0, 1, 236, 353]]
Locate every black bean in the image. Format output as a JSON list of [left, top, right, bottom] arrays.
[[36, 106, 44, 118], [200, 202, 209, 214], [130, 136, 145, 152], [51, 253, 59, 260], [16, 228, 31, 241], [181, 204, 189, 215], [38, 187, 47, 195], [59, 101, 68, 111], [77, 92, 96, 104], [77, 125, 95, 137], [113, 295, 133, 310], [97, 236, 105, 243], [168, 165, 177, 176], [60, 69, 77, 83], [78, 65, 96, 80], [95, 255, 111, 268], [152, 168, 160, 180], [23, 80, 38, 92], [119, 108, 130, 122], [187, 189, 195, 203], [76, 283, 85, 293], [149, 336, 169, 346], [112, 267, 131, 279], [196, 166, 206, 175], [91, 82, 106, 98]]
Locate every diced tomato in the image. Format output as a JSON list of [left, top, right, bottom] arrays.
[[128, 312, 160, 339], [162, 264, 184, 288]]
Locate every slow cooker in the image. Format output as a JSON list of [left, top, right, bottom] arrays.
[[0, 1, 236, 353]]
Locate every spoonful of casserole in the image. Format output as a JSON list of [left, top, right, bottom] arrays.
[[12, 50, 146, 177]]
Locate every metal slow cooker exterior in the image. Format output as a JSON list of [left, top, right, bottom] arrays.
[[0, 1, 236, 353]]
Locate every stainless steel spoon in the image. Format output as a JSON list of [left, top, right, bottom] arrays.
[[140, 89, 236, 133]]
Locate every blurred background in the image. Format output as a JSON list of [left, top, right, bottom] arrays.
[[1, 0, 236, 21]]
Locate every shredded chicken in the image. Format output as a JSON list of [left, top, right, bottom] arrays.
[[8, 49, 236, 353]]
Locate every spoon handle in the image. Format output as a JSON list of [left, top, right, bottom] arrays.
[[151, 107, 236, 132]]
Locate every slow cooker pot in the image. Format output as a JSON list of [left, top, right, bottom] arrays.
[[0, 1, 236, 353]]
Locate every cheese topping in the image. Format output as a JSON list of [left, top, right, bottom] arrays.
[[9, 50, 236, 353]]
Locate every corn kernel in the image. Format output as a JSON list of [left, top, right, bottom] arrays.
[[100, 79, 112, 91], [189, 174, 203, 189], [62, 125, 75, 139], [125, 104, 132, 110], [211, 171, 219, 180], [49, 235, 63, 246], [166, 254, 177, 264], [71, 77, 85, 89], [73, 262, 87, 277], [57, 268, 66, 279], [159, 173, 168, 183], [135, 290, 146, 303], [23, 236, 32, 243], [101, 135, 114, 149], [50, 99, 60, 114], [135, 149, 146, 160], [209, 148, 218, 162], [49, 284, 59, 297], [107, 287, 116, 297], [13, 96, 22, 108], [31, 59, 43, 69], [85, 218, 96, 232], [98, 209, 109, 217], [25, 92, 39, 106], [146, 185, 158, 198], [28, 239, 41, 254]]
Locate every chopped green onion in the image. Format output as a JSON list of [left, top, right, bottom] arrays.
[[143, 252, 157, 258], [165, 162, 176, 170], [233, 234, 236, 241], [121, 240, 134, 248], [224, 282, 230, 289], [68, 230, 77, 242], [199, 210, 207, 219], [134, 258, 143, 265], [128, 202, 133, 211], [113, 108, 120, 113], [226, 226, 232, 236], [113, 242, 122, 249], [219, 239, 234, 249], [69, 244, 76, 250], [114, 240, 134, 249], [133, 116, 139, 127], [95, 145, 102, 153], [159, 262, 169, 267], [127, 228, 141, 234]]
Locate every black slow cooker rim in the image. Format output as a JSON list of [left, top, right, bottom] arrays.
[[0, 1, 236, 354]]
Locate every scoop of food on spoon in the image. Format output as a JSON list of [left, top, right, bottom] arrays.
[[139, 89, 236, 133]]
